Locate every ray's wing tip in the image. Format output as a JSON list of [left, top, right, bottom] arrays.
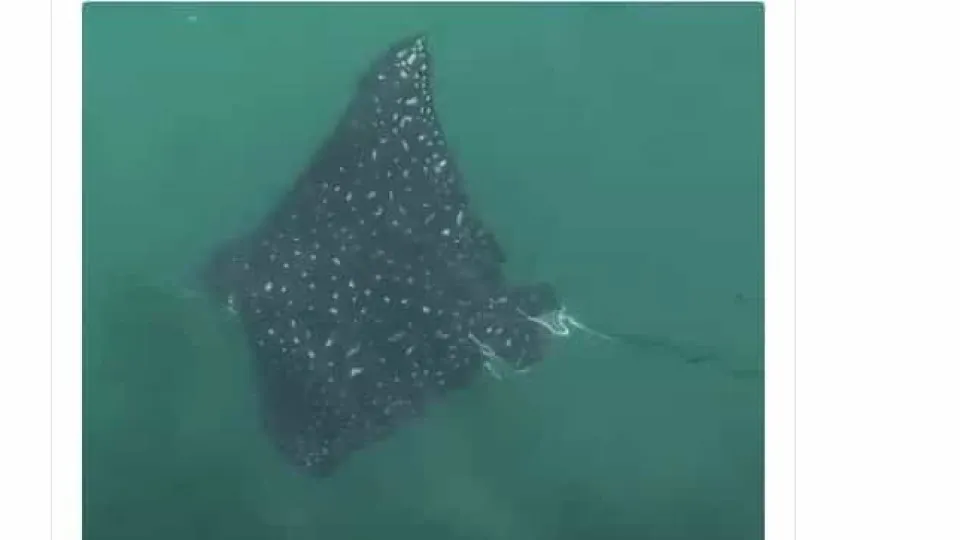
[[403, 31, 429, 48], [385, 32, 431, 59], [361, 32, 433, 88]]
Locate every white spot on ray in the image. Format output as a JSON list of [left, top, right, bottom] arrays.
[[350, 367, 364, 377], [264, 281, 273, 292]]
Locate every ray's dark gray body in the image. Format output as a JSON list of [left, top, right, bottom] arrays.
[[202, 35, 560, 476]]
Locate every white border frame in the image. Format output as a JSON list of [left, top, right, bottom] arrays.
[[3, 0, 55, 538], [765, 1, 796, 539]]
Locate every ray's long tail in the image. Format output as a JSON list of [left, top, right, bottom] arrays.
[[518, 303, 763, 380]]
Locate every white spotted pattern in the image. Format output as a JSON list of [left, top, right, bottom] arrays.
[[201, 34, 558, 477]]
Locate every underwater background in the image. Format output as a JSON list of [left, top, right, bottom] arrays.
[[82, 2, 763, 539]]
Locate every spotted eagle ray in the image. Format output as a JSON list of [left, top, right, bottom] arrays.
[[201, 34, 564, 476]]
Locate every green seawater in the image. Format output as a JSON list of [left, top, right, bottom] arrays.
[[82, 3, 764, 539]]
